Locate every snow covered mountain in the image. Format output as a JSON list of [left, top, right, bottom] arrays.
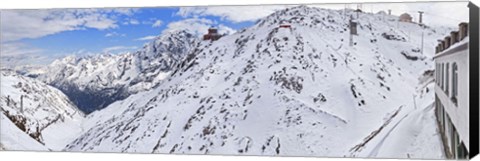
[[37, 30, 198, 114], [0, 70, 84, 151], [62, 6, 447, 158]]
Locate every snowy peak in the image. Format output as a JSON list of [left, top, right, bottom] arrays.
[[135, 29, 197, 72], [37, 30, 199, 114], [256, 5, 344, 28], [139, 30, 195, 57], [63, 5, 446, 158]]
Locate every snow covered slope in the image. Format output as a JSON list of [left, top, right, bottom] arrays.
[[1, 112, 50, 151], [37, 30, 198, 114], [0, 70, 84, 151], [64, 6, 448, 158]]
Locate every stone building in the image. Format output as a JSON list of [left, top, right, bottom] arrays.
[[434, 22, 469, 159], [398, 13, 413, 22], [203, 28, 222, 41]]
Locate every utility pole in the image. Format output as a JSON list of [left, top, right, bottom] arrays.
[[20, 95, 24, 113], [421, 30, 424, 55], [418, 11, 424, 24], [349, 15, 354, 47], [356, 4, 362, 19], [418, 11, 425, 55], [350, 30, 354, 46]]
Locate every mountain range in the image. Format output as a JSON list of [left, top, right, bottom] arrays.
[[1, 5, 449, 158]]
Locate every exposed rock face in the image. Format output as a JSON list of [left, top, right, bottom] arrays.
[[37, 30, 199, 114]]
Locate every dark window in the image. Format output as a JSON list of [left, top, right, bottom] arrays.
[[451, 125, 457, 157], [440, 64, 442, 88], [436, 64, 439, 85], [441, 63, 444, 90], [457, 141, 469, 159], [446, 63, 449, 96], [452, 63, 458, 105]]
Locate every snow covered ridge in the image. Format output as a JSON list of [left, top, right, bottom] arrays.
[[0, 70, 84, 150], [61, 5, 446, 158], [36, 30, 199, 114]]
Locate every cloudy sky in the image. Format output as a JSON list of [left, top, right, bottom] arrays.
[[0, 1, 469, 67]]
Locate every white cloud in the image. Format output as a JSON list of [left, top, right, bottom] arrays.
[[105, 32, 126, 37], [0, 8, 136, 42], [69, 49, 96, 56], [129, 19, 140, 25], [134, 35, 157, 41], [102, 46, 137, 54], [0, 42, 53, 67], [122, 18, 141, 25], [0, 8, 137, 66], [177, 5, 291, 23], [1, 42, 42, 57], [162, 18, 236, 37], [218, 24, 236, 35], [152, 20, 163, 27], [106, 8, 138, 16]]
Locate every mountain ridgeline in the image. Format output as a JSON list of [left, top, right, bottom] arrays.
[[37, 31, 198, 114], [27, 6, 448, 157]]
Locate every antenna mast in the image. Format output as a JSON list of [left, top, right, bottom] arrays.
[[356, 4, 362, 18], [418, 11, 424, 24]]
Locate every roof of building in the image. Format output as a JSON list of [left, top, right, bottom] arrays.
[[399, 13, 412, 19], [433, 37, 469, 59]]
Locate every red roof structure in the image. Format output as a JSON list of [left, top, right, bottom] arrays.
[[203, 28, 222, 41]]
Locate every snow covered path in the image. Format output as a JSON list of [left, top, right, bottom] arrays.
[[363, 100, 445, 159], [347, 77, 445, 159]]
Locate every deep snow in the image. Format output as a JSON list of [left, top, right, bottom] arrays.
[[62, 6, 447, 158], [2, 5, 451, 159], [0, 70, 84, 150]]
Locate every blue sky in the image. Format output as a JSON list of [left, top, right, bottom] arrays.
[[0, 6, 271, 66], [1, 7, 259, 65], [22, 8, 257, 55], [0, 2, 469, 67], [23, 8, 182, 54]]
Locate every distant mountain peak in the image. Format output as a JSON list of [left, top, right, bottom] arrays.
[[36, 30, 199, 114]]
